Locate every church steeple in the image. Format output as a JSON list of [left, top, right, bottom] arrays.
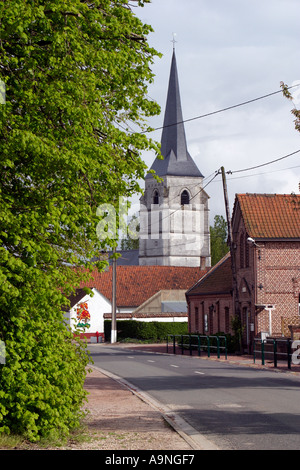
[[139, 49, 210, 268], [161, 50, 187, 162], [147, 50, 203, 179]]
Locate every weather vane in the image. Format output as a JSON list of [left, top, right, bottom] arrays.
[[171, 32, 177, 50]]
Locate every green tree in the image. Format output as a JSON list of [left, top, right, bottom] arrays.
[[120, 214, 140, 250], [210, 215, 229, 266], [0, 0, 160, 441], [281, 82, 300, 133]]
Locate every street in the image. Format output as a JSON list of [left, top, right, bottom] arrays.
[[89, 344, 300, 450]]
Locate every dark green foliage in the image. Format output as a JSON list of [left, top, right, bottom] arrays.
[[104, 320, 188, 342], [0, 0, 160, 441], [210, 215, 229, 266], [188, 331, 239, 353]]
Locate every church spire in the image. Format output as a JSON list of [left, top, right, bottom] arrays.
[[147, 49, 203, 179], [139, 47, 210, 268], [160, 49, 188, 162]]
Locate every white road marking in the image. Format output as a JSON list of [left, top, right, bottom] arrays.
[[194, 371, 205, 375], [215, 403, 242, 408], [147, 360, 155, 363], [170, 364, 179, 368]]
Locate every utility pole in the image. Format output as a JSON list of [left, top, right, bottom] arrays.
[[221, 167, 241, 323], [111, 247, 117, 343]]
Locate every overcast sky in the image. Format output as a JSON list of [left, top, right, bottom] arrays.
[[133, 0, 300, 224]]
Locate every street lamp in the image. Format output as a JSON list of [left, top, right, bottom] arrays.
[[247, 237, 260, 247]]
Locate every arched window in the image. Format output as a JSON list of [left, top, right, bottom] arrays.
[[181, 190, 190, 206], [240, 233, 244, 268], [153, 190, 159, 205], [225, 307, 230, 333], [245, 235, 250, 268]]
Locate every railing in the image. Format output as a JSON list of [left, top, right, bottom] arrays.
[[166, 334, 227, 360], [253, 338, 299, 370]]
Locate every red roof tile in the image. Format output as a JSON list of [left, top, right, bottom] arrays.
[[79, 265, 208, 308], [186, 252, 232, 296], [234, 193, 300, 239]]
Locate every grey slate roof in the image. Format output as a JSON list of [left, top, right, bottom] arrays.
[[147, 50, 203, 179]]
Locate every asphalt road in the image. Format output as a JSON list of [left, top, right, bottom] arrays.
[[89, 344, 300, 450]]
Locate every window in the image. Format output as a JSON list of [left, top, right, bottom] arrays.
[[225, 307, 230, 333], [240, 233, 244, 268], [181, 190, 189, 206], [195, 307, 199, 332], [153, 190, 159, 205], [204, 314, 208, 333], [245, 236, 249, 267], [209, 305, 214, 333]]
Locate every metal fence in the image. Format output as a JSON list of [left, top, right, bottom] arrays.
[[166, 334, 227, 359], [253, 338, 299, 370]]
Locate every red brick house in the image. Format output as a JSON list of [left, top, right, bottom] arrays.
[[186, 252, 233, 336], [186, 193, 300, 352]]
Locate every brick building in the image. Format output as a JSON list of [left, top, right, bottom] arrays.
[[186, 252, 233, 336], [186, 193, 300, 352]]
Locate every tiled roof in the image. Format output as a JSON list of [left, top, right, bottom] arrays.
[[186, 252, 232, 296], [79, 265, 208, 308], [235, 193, 300, 239]]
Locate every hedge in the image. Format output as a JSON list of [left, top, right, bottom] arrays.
[[104, 320, 188, 342]]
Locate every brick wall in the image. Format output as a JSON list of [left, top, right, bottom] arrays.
[[255, 241, 300, 335], [234, 218, 300, 337], [234, 215, 300, 339], [188, 295, 234, 335], [187, 215, 300, 347]]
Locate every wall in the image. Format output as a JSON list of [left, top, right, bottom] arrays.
[[188, 295, 234, 335], [133, 289, 187, 315], [67, 288, 111, 338], [139, 175, 210, 267], [234, 219, 256, 348], [255, 241, 300, 336], [234, 213, 300, 339]]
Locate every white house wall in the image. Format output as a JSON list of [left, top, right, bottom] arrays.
[[68, 288, 111, 335]]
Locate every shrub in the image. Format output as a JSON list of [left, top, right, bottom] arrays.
[[0, 298, 90, 442], [104, 320, 188, 342]]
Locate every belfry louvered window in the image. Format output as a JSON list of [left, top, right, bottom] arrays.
[[153, 190, 159, 205], [181, 190, 189, 205]]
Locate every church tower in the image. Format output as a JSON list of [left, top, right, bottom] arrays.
[[139, 49, 211, 268]]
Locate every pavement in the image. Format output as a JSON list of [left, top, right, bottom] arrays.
[[84, 341, 300, 451]]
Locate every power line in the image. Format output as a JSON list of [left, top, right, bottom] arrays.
[[153, 170, 220, 225], [141, 84, 299, 134], [227, 164, 300, 180], [209, 164, 300, 182], [226, 149, 300, 174]]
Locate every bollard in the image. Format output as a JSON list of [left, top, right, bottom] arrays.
[[197, 336, 201, 356], [216, 336, 220, 359], [261, 340, 265, 366], [273, 339, 277, 368], [287, 339, 292, 370], [207, 336, 210, 358]]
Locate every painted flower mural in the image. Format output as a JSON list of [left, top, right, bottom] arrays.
[[76, 302, 91, 329]]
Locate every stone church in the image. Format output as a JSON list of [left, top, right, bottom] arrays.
[[139, 50, 211, 268]]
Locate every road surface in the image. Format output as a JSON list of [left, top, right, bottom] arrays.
[[89, 344, 300, 450]]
